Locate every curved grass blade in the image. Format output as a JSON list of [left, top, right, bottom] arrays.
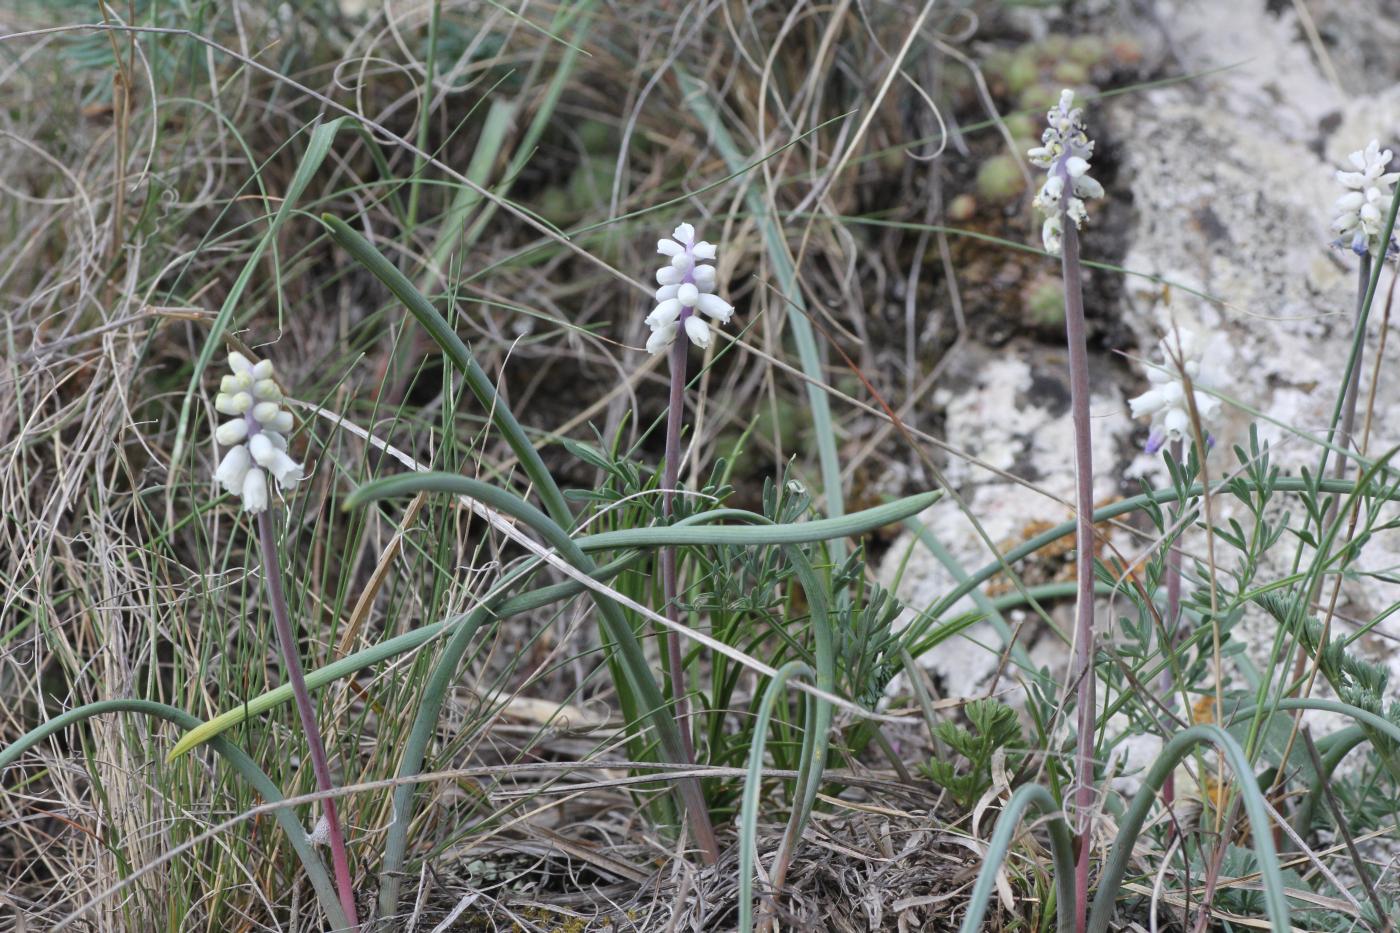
[[1088, 724, 1292, 932], [1232, 697, 1400, 748], [738, 661, 814, 933], [166, 554, 638, 760], [322, 212, 573, 527], [1, 699, 348, 930], [345, 473, 718, 861], [769, 545, 833, 892], [956, 784, 1077, 933], [575, 492, 938, 550]]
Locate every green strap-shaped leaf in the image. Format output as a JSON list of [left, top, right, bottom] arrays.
[[165, 553, 638, 760], [1088, 724, 1291, 932], [956, 784, 1077, 933], [1, 700, 348, 929], [168, 117, 347, 495], [322, 213, 574, 527], [345, 472, 712, 854], [574, 492, 938, 550], [737, 661, 814, 933]]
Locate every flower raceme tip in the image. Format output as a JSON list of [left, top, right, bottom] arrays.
[[1332, 139, 1398, 257], [1127, 329, 1222, 454], [645, 223, 734, 354], [1029, 89, 1103, 256], [213, 352, 303, 513]]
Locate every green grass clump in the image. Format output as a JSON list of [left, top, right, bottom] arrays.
[[4, 3, 1400, 931]]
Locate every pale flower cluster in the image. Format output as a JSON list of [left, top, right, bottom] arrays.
[[1333, 139, 1398, 257], [1028, 89, 1104, 256], [213, 352, 302, 513], [645, 223, 734, 353], [1127, 329, 1221, 453]]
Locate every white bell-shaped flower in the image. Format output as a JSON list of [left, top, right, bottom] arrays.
[[213, 352, 303, 512], [1127, 329, 1222, 453], [1332, 139, 1398, 256], [645, 222, 734, 353], [1029, 90, 1103, 256]]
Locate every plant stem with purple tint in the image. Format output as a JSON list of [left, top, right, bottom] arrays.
[[662, 325, 694, 765], [661, 309, 720, 863], [1334, 252, 1373, 473], [258, 511, 359, 930], [1160, 439, 1184, 809], [1059, 216, 1097, 933], [1030, 88, 1104, 933], [644, 222, 732, 863]]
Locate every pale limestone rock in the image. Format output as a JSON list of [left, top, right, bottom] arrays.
[[885, 0, 1400, 716], [882, 341, 1133, 695]]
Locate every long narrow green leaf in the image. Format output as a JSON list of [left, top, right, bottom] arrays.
[[168, 117, 347, 495], [577, 492, 938, 550], [1088, 724, 1291, 932], [956, 784, 1077, 933], [771, 545, 834, 884], [1231, 698, 1400, 748], [322, 213, 574, 526], [165, 553, 638, 760], [737, 661, 813, 933], [675, 67, 846, 565], [1, 700, 348, 930], [345, 473, 714, 856], [242, 452, 941, 752]]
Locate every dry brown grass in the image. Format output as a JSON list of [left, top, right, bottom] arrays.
[[0, 1, 1179, 930]]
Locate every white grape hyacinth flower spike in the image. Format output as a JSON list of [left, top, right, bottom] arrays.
[[1332, 139, 1399, 257], [645, 222, 734, 354], [213, 352, 303, 513], [1127, 329, 1222, 454], [1028, 89, 1103, 257]]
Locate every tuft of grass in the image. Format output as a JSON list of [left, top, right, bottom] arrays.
[[5, 3, 1400, 931]]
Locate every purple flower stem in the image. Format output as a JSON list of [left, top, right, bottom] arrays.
[[1160, 438, 1183, 810], [1059, 216, 1096, 933], [257, 510, 359, 931], [1299, 253, 1373, 685], [1330, 251, 1372, 484], [663, 321, 693, 765], [661, 313, 720, 863]]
